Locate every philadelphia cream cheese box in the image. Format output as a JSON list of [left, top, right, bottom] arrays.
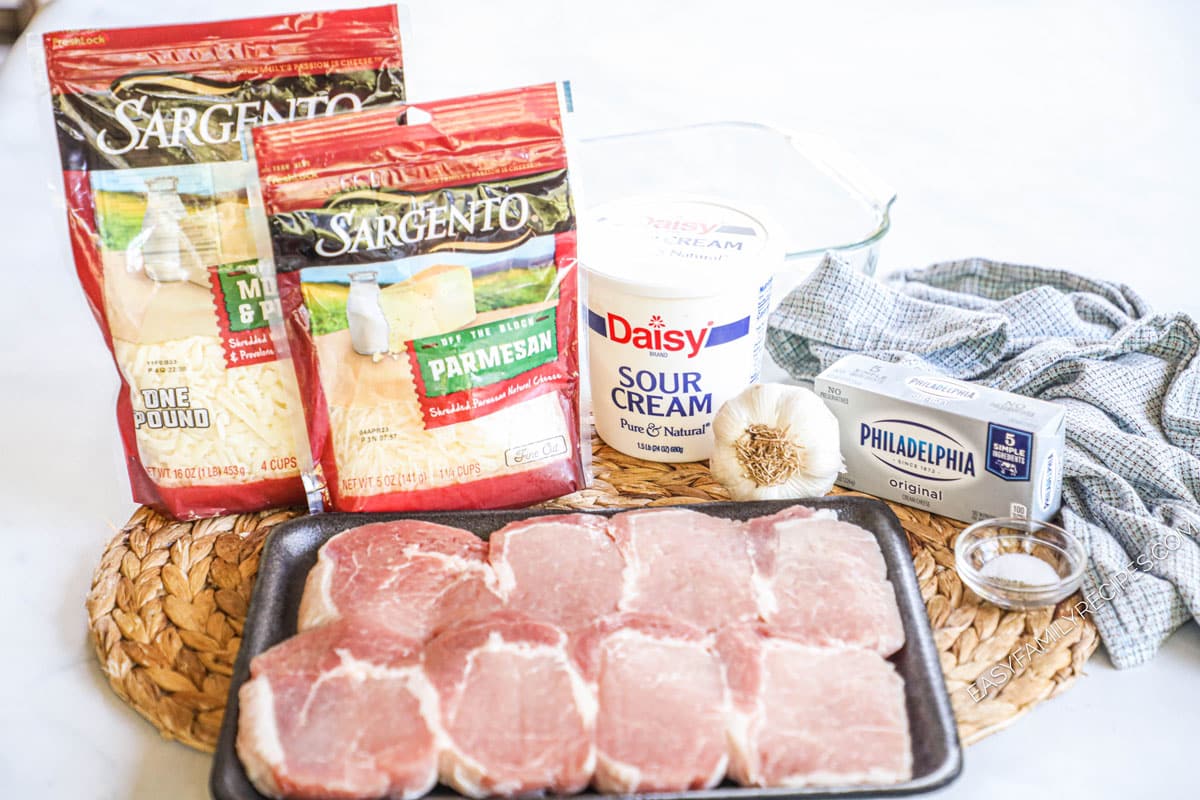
[[815, 355, 1065, 523]]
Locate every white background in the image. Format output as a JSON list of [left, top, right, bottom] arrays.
[[0, 1, 1197, 798]]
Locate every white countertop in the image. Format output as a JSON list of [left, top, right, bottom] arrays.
[[1, 1, 1197, 797]]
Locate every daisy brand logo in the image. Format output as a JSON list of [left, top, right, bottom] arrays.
[[646, 216, 719, 235], [586, 308, 752, 358], [609, 313, 710, 358]]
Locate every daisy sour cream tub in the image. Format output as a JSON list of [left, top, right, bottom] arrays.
[[582, 196, 781, 462]]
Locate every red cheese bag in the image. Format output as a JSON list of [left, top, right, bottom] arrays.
[[249, 83, 586, 511], [44, 7, 406, 519]]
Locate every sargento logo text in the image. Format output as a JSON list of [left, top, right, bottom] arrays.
[[860, 419, 977, 481], [96, 91, 364, 156], [315, 194, 532, 256], [586, 310, 750, 359]]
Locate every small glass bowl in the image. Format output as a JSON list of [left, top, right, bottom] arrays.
[[954, 518, 1086, 610]]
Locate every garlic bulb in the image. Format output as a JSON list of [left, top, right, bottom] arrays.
[[710, 383, 843, 501]]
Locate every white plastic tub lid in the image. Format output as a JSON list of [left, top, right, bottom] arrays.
[[582, 196, 781, 298]]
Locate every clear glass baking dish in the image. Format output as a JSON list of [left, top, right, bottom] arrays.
[[575, 122, 896, 300]]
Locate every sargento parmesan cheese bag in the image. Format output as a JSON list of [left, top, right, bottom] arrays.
[[248, 83, 586, 511], [44, 7, 406, 519]]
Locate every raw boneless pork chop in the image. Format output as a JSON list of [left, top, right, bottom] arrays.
[[423, 612, 596, 797], [238, 507, 912, 799], [719, 625, 912, 786], [298, 520, 499, 638], [237, 617, 439, 800], [572, 614, 730, 793]]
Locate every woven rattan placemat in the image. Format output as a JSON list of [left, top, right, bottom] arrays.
[[86, 435, 1098, 753]]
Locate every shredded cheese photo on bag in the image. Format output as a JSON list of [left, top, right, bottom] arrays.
[[44, 7, 407, 518], [249, 83, 586, 512]]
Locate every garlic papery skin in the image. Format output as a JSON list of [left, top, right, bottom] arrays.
[[710, 383, 844, 501]]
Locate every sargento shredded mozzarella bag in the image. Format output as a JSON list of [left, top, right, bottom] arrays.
[[44, 7, 407, 518], [112, 336, 299, 486], [249, 83, 586, 511]]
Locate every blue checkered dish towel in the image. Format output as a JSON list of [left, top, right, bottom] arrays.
[[767, 256, 1200, 668]]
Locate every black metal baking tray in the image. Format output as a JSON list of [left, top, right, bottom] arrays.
[[212, 497, 961, 799]]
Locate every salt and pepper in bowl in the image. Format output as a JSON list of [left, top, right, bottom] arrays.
[[954, 518, 1086, 610]]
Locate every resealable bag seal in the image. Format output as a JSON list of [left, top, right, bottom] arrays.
[[248, 82, 587, 512], [43, 6, 406, 519]]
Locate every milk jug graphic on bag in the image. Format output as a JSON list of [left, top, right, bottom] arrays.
[[346, 270, 390, 356], [138, 175, 191, 282]]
